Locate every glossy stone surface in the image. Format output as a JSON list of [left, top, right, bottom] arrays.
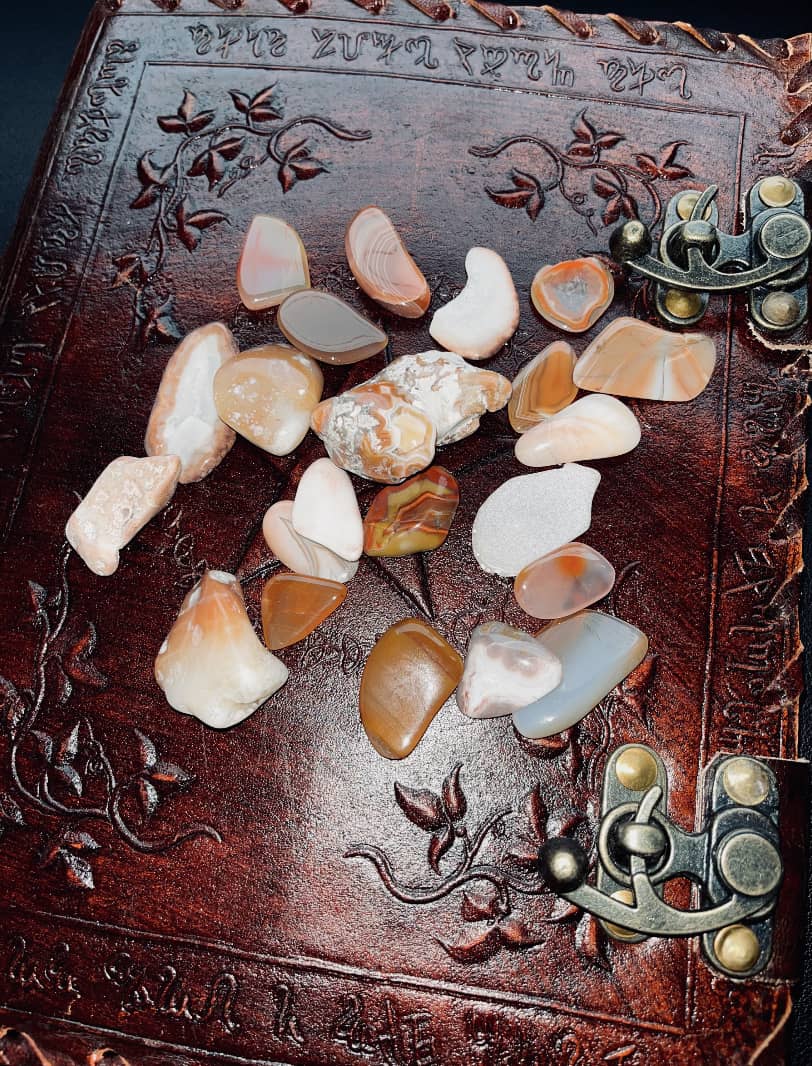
[[213, 344, 323, 456], [360, 618, 463, 759], [457, 622, 562, 720], [472, 463, 601, 577], [311, 381, 436, 483], [292, 458, 363, 561], [278, 289, 388, 365], [363, 465, 459, 556], [237, 215, 310, 310], [261, 573, 347, 650], [514, 543, 616, 619], [262, 501, 358, 583], [531, 257, 614, 332], [155, 570, 288, 730], [372, 351, 511, 446], [429, 247, 519, 360], [508, 341, 578, 432], [514, 394, 641, 467], [572, 316, 716, 401], [66, 455, 181, 577], [345, 205, 430, 318], [145, 322, 238, 483], [513, 610, 648, 739]]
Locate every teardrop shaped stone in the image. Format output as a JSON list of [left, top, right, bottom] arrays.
[[572, 316, 716, 401], [514, 394, 641, 467], [278, 289, 388, 365], [363, 465, 459, 556], [292, 458, 363, 562], [213, 344, 323, 456], [237, 215, 310, 311], [262, 501, 358, 583], [360, 618, 463, 759], [261, 573, 347, 650], [345, 206, 430, 318], [457, 622, 562, 720], [514, 543, 615, 619], [512, 610, 647, 739], [508, 341, 578, 432], [531, 257, 614, 333]]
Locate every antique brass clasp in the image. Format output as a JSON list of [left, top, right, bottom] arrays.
[[610, 178, 809, 333]]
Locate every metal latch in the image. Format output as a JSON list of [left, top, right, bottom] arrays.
[[539, 745, 783, 978], [609, 178, 809, 333]]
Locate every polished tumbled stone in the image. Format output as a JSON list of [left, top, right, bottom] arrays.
[[514, 543, 616, 619], [292, 458, 363, 562], [237, 215, 310, 311], [514, 394, 641, 467], [345, 205, 430, 318], [531, 257, 614, 332], [363, 465, 459, 556], [457, 622, 562, 720], [262, 501, 358, 583], [509, 341, 578, 432], [278, 289, 388, 365], [429, 247, 519, 360], [261, 572, 347, 650]]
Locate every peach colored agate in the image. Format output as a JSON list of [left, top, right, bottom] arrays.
[[237, 215, 310, 310], [345, 206, 430, 318], [509, 341, 578, 432], [514, 543, 616, 619], [531, 257, 614, 333]]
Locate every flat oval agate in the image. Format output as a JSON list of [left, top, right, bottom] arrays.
[[514, 394, 641, 467], [513, 610, 647, 739], [509, 341, 578, 432], [363, 465, 459, 556], [531, 257, 614, 332], [237, 215, 310, 311], [572, 316, 716, 402], [278, 289, 388, 365], [345, 205, 430, 318], [514, 543, 615, 619]]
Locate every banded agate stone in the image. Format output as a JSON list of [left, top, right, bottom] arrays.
[[513, 610, 647, 739], [345, 206, 430, 318], [429, 247, 519, 361], [457, 622, 562, 720], [261, 573, 347, 650], [237, 215, 310, 310], [363, 465, 459, 556], [531, 257, 614, 332], [572, 316, 716, 401], [360, 618, 463, 759], [515, 543, 615, 619], [509, 341, 578, 432], [514, 394, 641, 467], [278, 289, 388, 365]]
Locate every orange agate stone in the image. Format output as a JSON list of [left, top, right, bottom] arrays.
[[514, 542, 615, 619], [360, 619, 463, 759], [345, 206, 431, 319], [531, 257, 614, 333], [261, 573, 347, 650], [364, 466, 459, 556], [508, 341, 578, 432]]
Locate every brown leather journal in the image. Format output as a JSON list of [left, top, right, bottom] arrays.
[[1, 2, 810, 1063]]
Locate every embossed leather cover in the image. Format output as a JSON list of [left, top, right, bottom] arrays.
[[1, 2, 810, 1063]]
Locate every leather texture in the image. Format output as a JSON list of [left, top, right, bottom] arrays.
[[0, 2, 810, 1063]]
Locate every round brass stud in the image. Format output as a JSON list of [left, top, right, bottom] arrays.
[[760, 291, 801, 329], [663, 288, 704, 320], [603, 889, 640, 941], [713, 924, 761, 973], [615, 746, 658, 792], [758, 175, 796, 208], [676, 191, 712, 221], [721, 757, 771, 807]]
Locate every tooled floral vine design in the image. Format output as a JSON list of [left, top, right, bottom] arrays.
[[113, 84, 371, 347], [470, 109, 694, 235], [0, 543, 220, 890]]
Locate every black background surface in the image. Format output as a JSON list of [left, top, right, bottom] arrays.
[[0, 2, 810, 1063]]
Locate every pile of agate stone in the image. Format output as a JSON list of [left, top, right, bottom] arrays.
[[65, 204, 718, 756]]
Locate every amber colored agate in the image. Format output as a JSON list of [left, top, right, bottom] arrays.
[[363, 466, 459, 556], [508, 342, 578, 432], [261, 573, 347, 650], [360, 619, 463, 759]]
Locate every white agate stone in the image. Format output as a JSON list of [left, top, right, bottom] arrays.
[[292, 458, 363, 561], [145, 322, 238, 483], [514, 394, 641, 468], [513, 610, 648, 739], [429, 248, 519, 361], [472, 463, 601, 577], [155, 570, 288, 730], [263, 501, 359, 583], [66, 455, 181, 576], [372, 350, 512, 445], [457, 622, 562, 719]]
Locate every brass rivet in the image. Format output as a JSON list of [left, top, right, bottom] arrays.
[[713, 924, 761, 973], [663, 288, 704, 319], [677, 192, 712, 221], [615, 746, 658, 791], [603, 889, 639, 941], [721, 757, 771, 806], [758, 175, 796, 208], [760, 291, 801, 328]]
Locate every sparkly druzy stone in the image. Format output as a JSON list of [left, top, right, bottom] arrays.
[[530, 257, 614, 333]]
